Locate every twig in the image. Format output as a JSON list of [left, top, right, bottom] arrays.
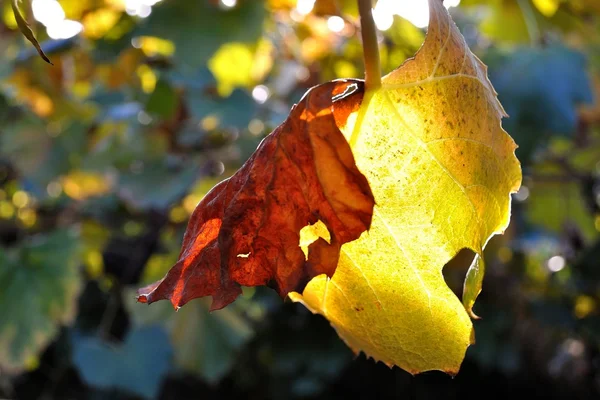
[[357, 0, 381, 90]]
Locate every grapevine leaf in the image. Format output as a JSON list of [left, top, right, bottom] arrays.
[[289, 0, 521, 374], [137, 81, 375, 311], [0, 230, 82, 373], [72, 326, 172, 399], [126, 293, 253, 384]]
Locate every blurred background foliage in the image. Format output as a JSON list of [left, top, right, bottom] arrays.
[[0, 0, 599, 399]]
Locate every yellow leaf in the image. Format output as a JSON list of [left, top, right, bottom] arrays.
[[208, 40, 274, 97], [208, 43, 255, 97], [82, 8, 121, 39], [61, 171, 112, 201], [532, 0, 561, 17], [290, 0, 521, 374]]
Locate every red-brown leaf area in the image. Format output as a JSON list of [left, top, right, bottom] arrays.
[[137, 79, 374, 311]]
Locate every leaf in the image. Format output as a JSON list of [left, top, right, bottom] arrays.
[[487, 45, 594, 162], [146, 78, 178, 120], [126, 292, 254, 384], [187, 88, 258, 130], [137, 81, 375, 311], [72, 326, 172, 399], [128, 242, 254, 384], [289, 0, 521, 374], [0, 118, 87, 198], [0, 229, 82, 373], [139, 0, 265, 69], [117, 160, 200, 211], [11, 0, 52, 64], [527, 166, 598, 242]]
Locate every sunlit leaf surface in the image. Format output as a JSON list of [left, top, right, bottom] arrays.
[[290, 0, 521, 374]]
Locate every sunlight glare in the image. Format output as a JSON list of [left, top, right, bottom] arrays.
[[547, 255, 566, 272], [252, 85, 270, 104], [32, 0, 82, 39], [125, 0, 163, 18], [296, 0, 316, 15], [374, 0, 461, 29], [221, 0, 237, 8], [327, 16, 345, 33], [32, 0, 64, 27], [46, 20, 83, 39], [373, 1, 394, 31]]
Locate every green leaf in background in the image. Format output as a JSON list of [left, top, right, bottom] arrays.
[[124, 247, 255, 383], [117, 160, 200, 210], [527, 168, 598, 242], [0, 229, 82, 372], [187, 88, 257, 130], [139, 0, 266, 69], [168, 65, 259, 129], [126, 290, 254, 383], [0, 118, 87, 197], [72, 326, 172, 399], [146, 77, 178, 120], [488, 44, 594, 162]]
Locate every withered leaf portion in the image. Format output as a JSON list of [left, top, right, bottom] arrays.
[[137, 80, 374, 311], [11, 0, 52, 65]]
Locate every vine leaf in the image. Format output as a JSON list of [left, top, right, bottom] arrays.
[[289, 0, 521, 374], [11, 0, 52, 65], [0, 230, 81, 373], [72, 326, 172, 399], [137, 81, 375, 311]]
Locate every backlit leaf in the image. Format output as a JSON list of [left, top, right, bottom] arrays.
[[137, 81, 375, 311], [290, 0, 521, 374]]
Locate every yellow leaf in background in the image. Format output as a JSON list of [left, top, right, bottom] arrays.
[[208, 40, 274, 97], [267, 0, 297, 11], [61, 171, 112, 201], [82, 8, 121, 39], [532, 0, 561, 17], [137, 64, 157, 93], [209, 43, 254, 97], [136, 36, 176, 58], [24, 88, 53, 117], [290, 0, 521, 374]]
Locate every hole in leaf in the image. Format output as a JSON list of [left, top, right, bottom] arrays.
[[442, 247, 476, 298], [237, 252, 251, 258], [298, 220, 331, 260]]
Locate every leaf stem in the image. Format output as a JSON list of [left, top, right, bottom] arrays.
[[357, 0, 381, 90]]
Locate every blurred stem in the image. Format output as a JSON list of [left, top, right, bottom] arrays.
[[517, 0, 540, 45], [358, 0, 381, 90]]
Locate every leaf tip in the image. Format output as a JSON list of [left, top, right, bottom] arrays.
[[136, 293, 149, 304], [466, 307, 481, 320], [11, 0, 53, 65]]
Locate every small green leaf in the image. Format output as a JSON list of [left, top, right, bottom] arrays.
[[11, 0, 52, 65]]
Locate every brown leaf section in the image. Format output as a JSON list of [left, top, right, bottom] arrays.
[[137, 79, 374, 311]]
